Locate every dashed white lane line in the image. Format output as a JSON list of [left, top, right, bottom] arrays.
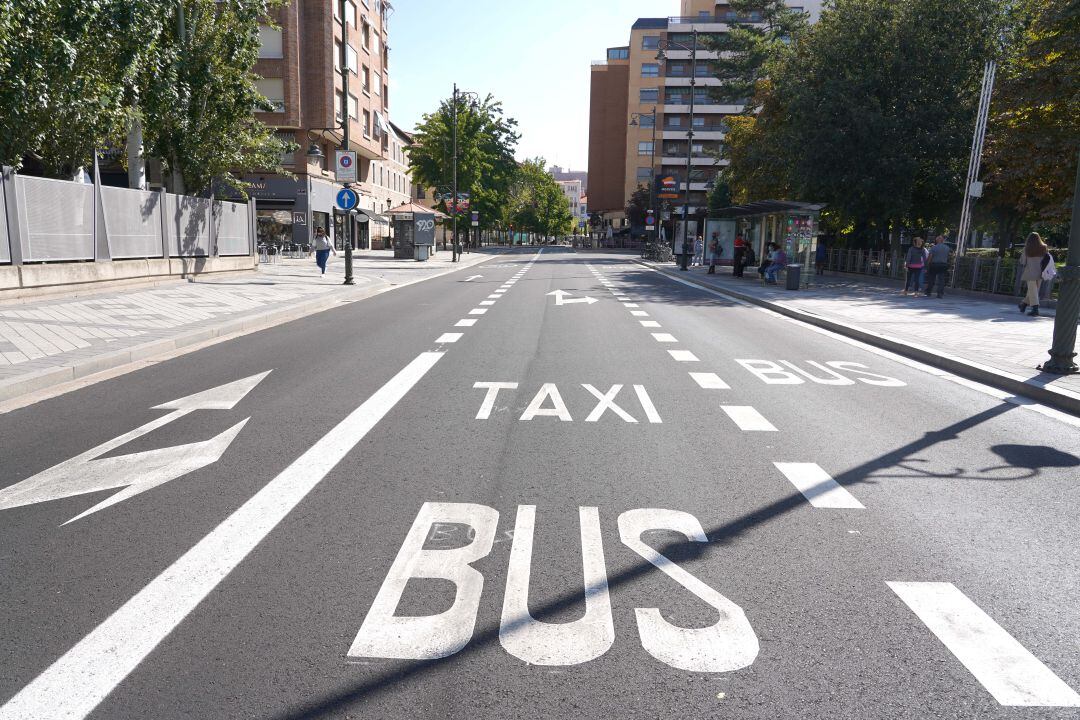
[[721, 405, 778, 432], [651, 333, 678, 343], [668, 350, 699, 362], [479, 300, 496, 306], [630, 310, 649, 317], [773, 462, 864, 509], [622, 303, 639, 308], [888, 582, 1080, 707], [487, 294, 502, 299], [435, 333, 463, 344], [0, 351, 446, 720], [468, 309, 488, 315], [689, 372, 730, 390], [640, 320, 662, 328], [456, 319, 478, 327]]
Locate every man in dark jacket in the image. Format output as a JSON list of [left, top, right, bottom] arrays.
[[924, 236, 951, 298]]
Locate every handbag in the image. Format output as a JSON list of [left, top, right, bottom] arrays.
[[1041, 254, 1057, 282]]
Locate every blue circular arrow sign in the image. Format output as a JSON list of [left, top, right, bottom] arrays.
[[336, 188, 359, 211]]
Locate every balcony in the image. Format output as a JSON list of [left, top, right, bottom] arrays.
[[663, 129, 726, 140], [660, 156, 727, 166], [663, 103, 745, 114]]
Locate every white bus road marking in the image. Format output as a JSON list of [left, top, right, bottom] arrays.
[[772, 463, 864, 509], [689, 372, 730, 390], [888, 582, 1080, 707], [720, 406, 778, 432], [436, 333, 463, 344], [668, 350, 700, 362], [0, 352, 445, 720]]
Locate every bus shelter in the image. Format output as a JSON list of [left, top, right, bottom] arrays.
[[713, 201, 825, 288]]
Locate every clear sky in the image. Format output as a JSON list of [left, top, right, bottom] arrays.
[[388, 0, 679, 174]]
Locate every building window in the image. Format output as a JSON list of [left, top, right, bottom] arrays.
[[255, 78, 285, 112], [362, 19, 371, 48], [607, 47, 629, 61], [667, 63, 688, 77], [346, 45, 358, 73], [640, 63, 659, 78], [361, 65, 370, 93], [639, 88, 659, 104], [637, 141, 653, 156], [373, 71, 381, 96], [667, 116, 682, 127], [334, 91, 344, 122], [348, 94, 358, 119], [696, 63, 711, 77], [363, 109, 371, 137], [258, 25, 283, 59], [639, 113, 655, 127], [277, 131, 295, 165], [693, 116, 705, 128], [345, 1, 356, 27], [642, 35, 660, 50], [334, 41, 341, 71], [636, 167, 653, 183]]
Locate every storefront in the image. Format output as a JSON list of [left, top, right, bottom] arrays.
[[242, 175, 363, 252]]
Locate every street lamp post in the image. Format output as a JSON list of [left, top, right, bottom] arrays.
[[1039, 149, 1080, 375], [657, 29, 699, 271], [630, 106, 659, 250]]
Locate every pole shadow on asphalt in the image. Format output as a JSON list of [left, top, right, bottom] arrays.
[[266, 399, 1079, 720]]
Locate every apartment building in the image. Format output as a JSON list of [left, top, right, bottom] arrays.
[[247, 0, 397, 250], [587, 0, 821, 230]]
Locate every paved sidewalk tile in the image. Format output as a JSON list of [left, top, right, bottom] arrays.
[[645, 261, 1080, 398]]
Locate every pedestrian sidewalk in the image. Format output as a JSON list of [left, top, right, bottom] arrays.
[[640, 260, 1080, 415], [0, 247, 498, 405]]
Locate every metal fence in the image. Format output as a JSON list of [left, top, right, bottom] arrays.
[[824, 248, 1060, 299], [0, 167, 255, 267]]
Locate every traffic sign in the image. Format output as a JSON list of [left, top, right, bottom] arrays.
[[335, 151, 357, 183], [336, 188, 359, 211]]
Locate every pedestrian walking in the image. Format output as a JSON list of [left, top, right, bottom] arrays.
[[923, 235, 950, 298], [902, 237, 927, 296], [815, 238, 828, 275], [312, 227, 335, 275], [693, 235, 704, 266], [706, 233, 721, 274], [1018, 232, 1055, 317], [733, 234, 746, 277]]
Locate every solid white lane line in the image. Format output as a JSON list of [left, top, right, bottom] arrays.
[[888, 582, 1080, 707], [435, 333, 463, 344], [720, 405, 778, 432], [772, 462, 864, 509], [0, 352, 445, 720], [668, 350, 699, 362], [455, 319, 478, 327], [640, 320, 662, 328], [689, 372, 730, 390], [631, 310, 649, 317], [479, 300, 496, 306], [652, 333, 678, 343], [468, 309, 488, 315]]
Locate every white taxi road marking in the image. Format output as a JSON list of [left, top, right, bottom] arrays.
[[772, 463, 864, 509], [689, 372, 730, 390], [720, 406, 778, 432], [0, 351, 446, 720], [888, 582, 1080, 706]]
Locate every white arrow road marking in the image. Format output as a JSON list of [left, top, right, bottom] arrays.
[[0, 372, 269, 525], [888, 582, 1080, 706], [546, 290, 598, 306], [0, 353, 442, 720], [464, 275, 483, 282]]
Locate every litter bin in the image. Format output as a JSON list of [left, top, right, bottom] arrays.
[[785, 264, 801, 290]]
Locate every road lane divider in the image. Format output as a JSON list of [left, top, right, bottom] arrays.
[[720, 405, 778, 432], [772, 462, 864, 509], [888, 582, 1080, 707], [689, 372, 731, 390], [0, 351, 446, 720]]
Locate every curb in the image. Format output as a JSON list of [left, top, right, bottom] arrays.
[[0, 251, 500, 406], [636, 260, 1080, 418]]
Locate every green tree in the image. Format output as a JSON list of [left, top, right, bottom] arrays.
[[707, 173, 733, 212], [625, 184, 650, 228], [407, 92, 520, 230], [140, 0, 291, 195], [507, 158, 573, 237]]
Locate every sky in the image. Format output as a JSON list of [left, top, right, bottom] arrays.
[[388, 0, 680, 174]]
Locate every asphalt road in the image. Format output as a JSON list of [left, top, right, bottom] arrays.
[[1, 248, 1078, 720]]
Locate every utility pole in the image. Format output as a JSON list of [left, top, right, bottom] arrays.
[[1039, 150, 1080, 374], [338, 0, 355, 284]]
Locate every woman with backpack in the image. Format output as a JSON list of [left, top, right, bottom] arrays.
[[1018, 232, 1055, 317]]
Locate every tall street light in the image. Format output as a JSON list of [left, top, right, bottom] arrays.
[[629, 106, 658, 249], [305, 0, 356, 285], [451, 84, 479, 262], [1039, 149, 1080, 375], [656, 29, 699, 272]]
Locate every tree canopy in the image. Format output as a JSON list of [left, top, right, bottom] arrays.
[[506, 158, 574, 237]]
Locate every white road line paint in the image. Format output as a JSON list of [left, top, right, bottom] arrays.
[[772, 462, 864, 509], [634, 385, 663, 423], [631, 310, 649, 317], [0, 352, 445, 720], [887, 582, 1080, 706], [689, 372, 730, 390], [640, 320, 662, 328], [436, 333, 463, 344], [622, 303, 639, 308], [479, 300, 496, 306], [468, 309, 488, 315], [474, 382, 518, 420], [720, 406, 778, 432], [455, 319, 478, 327], [487, 294, 502, 299], [668, 350, 699, 362], [651, 333, 678, 343]]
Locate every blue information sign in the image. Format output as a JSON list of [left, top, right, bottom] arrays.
[[336, 188, 359, 211]]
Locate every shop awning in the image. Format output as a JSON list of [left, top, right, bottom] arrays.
[[353, 208, 388, 224]]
